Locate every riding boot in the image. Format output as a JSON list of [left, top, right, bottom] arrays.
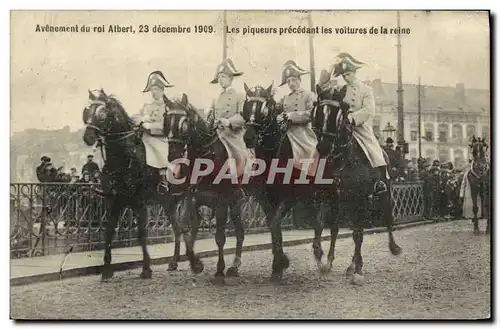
[[374, 166, 389, 195], [157, 169, 169, 195]]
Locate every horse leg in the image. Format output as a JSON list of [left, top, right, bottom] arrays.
[[346, 193, 366, 285], [312, 197, 325, 272], [167, 199, 181, 271], [471, 187, 480, 234], [269, 200, 290, 282], [484, 183, 490, 234], [134, 204, 152, 279], [321, 198, 339, 273], [181, 195, 204, 274], [214, 201, 228, 284], [226, 196, 244, 277], [379, 186, 402, 256], [101, 200, 120, 281], [348, 227, 365, 286]]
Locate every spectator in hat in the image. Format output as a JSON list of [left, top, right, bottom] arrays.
[[36, 156, 51, 182], [385, 137, 394, 151], [81, 154, 100, 177], [92, 170, 101, 184], [44, 162, 58, 182], [80, 170, 92, 183]]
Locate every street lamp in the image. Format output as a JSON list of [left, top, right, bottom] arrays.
[[382, 122, 397, 140]]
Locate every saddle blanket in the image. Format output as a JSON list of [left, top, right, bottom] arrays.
[[217, 127, 256, 178], [286, 124, 320, 177]]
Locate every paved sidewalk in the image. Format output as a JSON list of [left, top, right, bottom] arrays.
[[10, 221, 431, 286]]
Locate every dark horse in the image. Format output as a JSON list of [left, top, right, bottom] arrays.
[[467, 136, 490, 234], [82, 89, 203, 280], [163, 93, 254, 283], [241, 83, 323, 282], [310, 84, 402, 285]]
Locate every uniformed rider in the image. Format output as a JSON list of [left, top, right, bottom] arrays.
[[208, 58, 254, 180], [131, 70, 174, 194], [318, 53, 389, 194], [276, 60, 319, 179]]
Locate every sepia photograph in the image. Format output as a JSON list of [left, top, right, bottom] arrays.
[[9, 9, 491, 320]]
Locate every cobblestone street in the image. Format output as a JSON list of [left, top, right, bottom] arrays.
[[10, 220, 490, 320]]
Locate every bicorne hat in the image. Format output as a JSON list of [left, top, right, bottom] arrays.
[[332, 53, 365, 77], [143, 71, 174, 92], [279, 60, 309, 87], [210, 59, 244, 84]]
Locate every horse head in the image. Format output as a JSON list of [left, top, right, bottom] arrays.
[[82, 89, 135, 147], [469, 135, 489, 160], [469, 135, 490, 179], [311, 84, 352, 159], [163, 93, 211, 161], [241, 83, 276, 149]]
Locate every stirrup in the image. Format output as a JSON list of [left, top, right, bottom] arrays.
[[373, 181, 388, 195]]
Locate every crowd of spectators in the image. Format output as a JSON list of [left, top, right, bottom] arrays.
[[36, 154, 101, 185]]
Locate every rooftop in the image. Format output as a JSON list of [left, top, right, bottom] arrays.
[[367, 79, 490, 113]]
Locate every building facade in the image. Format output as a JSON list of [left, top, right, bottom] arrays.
[[368, 79, 490, 169]]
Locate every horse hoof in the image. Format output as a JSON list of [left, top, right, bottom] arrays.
[[390, 244, 403, 256], [101, 270, 114, 282], [281, 254, 290, 270], [167, 262, 178, 271], [270, 272, 282, 283], [190, 257, 204, 274], [213, 274, 225, 285], [140, 268, 153, 279], [350, 273, 365, 286], [345, 264, 355, 278], [226, 267, 239, 277], [473, 229, 481, 236]]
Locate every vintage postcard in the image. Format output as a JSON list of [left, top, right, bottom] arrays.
[[10, 10, 491, 320]]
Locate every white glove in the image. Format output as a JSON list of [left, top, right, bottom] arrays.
[[217, 118, 231, 129], [142, 122, 151, 130], [346, 113, 355, 125], [277, 113, 287, 124]]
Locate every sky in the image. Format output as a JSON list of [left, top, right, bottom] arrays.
[[10, 10, 490, 133]]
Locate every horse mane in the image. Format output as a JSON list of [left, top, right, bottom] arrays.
[[106, 94, 134, 128], [171, 96, 209, 132]]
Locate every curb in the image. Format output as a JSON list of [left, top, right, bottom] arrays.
[[10, 220, 433, 286]]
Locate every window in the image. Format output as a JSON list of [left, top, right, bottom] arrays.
[[410, 131, 417, 141], [452, 124, 463, 142], [482, 125, 489, 140], [438, 147, 449, 163], [439, 131, 447, 142], [466, 125, 476, 140]]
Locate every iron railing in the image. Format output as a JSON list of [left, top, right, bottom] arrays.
[[10, 182, 423, 258], [391, 182, 424, 223]]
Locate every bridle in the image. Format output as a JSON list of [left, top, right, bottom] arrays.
[[165, 107, 219, 160], [84, 99, 138, 162], [312, 99, 353, 161], [243, 96, 290, 153]]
